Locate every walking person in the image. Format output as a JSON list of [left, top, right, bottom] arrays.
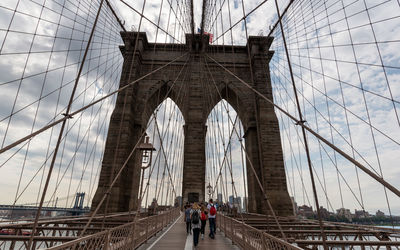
[[191, 203, 201, 248], [185, 204, 192, 235], [207, 199, 217, 239], [200, 204, 208, 239]]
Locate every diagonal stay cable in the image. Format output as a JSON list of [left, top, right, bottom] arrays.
[[105, 0, 127, 32], [119, 0, 182, 43], [0, 53, 188, 156], [270, 58, 382, 176], [211, 0, 268, 44], [78, 55, 190, 236], [26, 0, 106, 248], [273, 0, 327, 246], [271, 57, 400, 148], [205, 53, 400, 199]]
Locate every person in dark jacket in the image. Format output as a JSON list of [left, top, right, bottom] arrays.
[[184, 204, 192, 234], [191, 202, 201, 248]]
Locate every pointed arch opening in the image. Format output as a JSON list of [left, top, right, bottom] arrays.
[[141, 97, 185, 209], [205, 99, 248, 212]]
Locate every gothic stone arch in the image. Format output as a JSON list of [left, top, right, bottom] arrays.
[[91, 32, 293, 216]]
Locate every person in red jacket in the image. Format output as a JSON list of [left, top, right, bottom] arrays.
[[200, 204, 208, 239], [207, 199, 217, 239]]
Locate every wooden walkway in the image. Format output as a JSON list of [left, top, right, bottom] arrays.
[[137, 213, 241, 250]]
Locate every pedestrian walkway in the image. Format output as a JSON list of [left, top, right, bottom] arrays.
[[138, 212, 241, 250]]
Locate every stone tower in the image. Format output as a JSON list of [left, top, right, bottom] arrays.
[[91, 32, 293, 216]]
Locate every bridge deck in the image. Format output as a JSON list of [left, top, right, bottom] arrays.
[[138, 213, 240, 250]]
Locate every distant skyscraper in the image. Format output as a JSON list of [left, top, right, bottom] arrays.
[[236, 197, 242, 210], [175, 196, 182, 208], [229, 195, 234, 204], [217, 193, 222, 203], [228, 196, 242, 210], [234, 0, 239, 9]]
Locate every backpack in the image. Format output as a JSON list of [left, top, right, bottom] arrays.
[[192, 210, 200, 224], [209, 205, 216, 216], [201, 212, 206, 221]]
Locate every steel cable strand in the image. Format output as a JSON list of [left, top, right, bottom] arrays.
[[270, 57, 398, 172], [26, 0, 106, 248], [13, 53, 123, 205], [206, 53, 400, 199], [0, 52, 187, 156]]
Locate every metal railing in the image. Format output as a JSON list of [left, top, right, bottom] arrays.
[[218, 213, 301, 250], [47, 207, 180, 249]]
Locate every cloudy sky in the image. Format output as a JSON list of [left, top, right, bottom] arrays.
[[0, 0, 399, 218]]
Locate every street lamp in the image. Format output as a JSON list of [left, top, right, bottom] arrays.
[[138, 136, 156, 211]]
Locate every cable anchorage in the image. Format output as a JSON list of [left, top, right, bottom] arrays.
[[295, 120, 306, 126], [62, 113, 74, 119]]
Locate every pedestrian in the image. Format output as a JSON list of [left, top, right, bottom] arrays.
[[207, 198, 217, 239], [200, 204, 208, 239], [191, 202, 201, 248], [185, 204, 192, 234]]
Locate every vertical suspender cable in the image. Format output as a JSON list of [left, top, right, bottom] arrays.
[[27, 0, 105, 248], [273, 0, 327, 248]]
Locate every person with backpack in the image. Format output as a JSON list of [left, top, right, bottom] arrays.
[[200, 204, 208, 239], [184, 204, 192, 235], [207, 198, 217, 239], [190, 202, 201, 248]]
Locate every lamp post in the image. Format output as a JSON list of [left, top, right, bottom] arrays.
[[138, 136, 156, 212]]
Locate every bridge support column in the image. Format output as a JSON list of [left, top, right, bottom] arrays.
[[182, 58, 207, 205], [91, 33, 148, 213], [243, 126, 265, 213], [182, 122, 206, 204], [246, 36, 293, 216]]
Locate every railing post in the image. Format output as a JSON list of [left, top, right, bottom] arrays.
[[131, 220, 137, 248], [241, 222, 245, 248], [145, 217, 149, 242], [231, 215, 234, 242], [261, 232, 267, 250], [224, 214, 227, 236], [104, 230, 111, 250], [153, 214, 155, 232], [156, 212, 159, 230], [228, 217, 232, 238]]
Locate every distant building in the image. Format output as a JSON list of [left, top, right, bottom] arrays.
[[298, 205, 314, 218], [217, 193, 222, 203], [337, 208, 353, 222], [376, 210, 385, 217], [175, 196, 182, 208], [228, 195, 242, 210], [229, 195, 234, 204], [354, 209, 370, 218], [235, 197, 242, 210], [319, 206, 330, 220]]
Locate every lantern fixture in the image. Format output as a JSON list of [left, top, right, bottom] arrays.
[[138, 136, 156, 169]]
